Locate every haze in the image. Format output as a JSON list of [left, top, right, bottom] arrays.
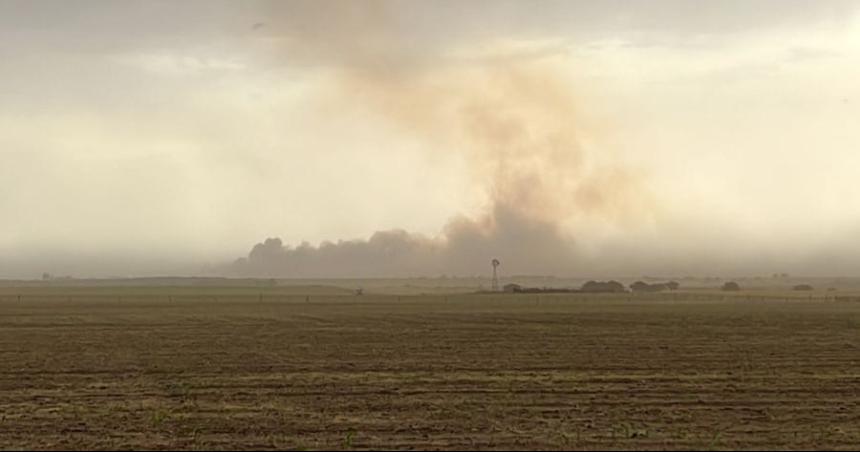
[[2, 0, 860, 278]]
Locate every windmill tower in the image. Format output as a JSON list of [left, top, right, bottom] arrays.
[[491, 259, 500, 292]]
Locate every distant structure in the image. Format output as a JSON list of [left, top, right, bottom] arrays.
[[630, 281, 664, 293], [491, 259, 500, 292], [503, 283, 522, 293]]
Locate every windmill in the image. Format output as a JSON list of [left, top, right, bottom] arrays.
[[491, 259, 500, 292]]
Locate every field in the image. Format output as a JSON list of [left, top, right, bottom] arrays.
[[1, 288, 859, 450]]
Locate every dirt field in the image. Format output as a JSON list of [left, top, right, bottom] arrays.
[[1, 293, 858, 450]]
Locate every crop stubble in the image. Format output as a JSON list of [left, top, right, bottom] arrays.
[[0, 295, 858, 450]]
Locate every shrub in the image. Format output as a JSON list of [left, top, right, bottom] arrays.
[[721, 281, 741, 291], [630, 281, 650, 292], [581, 280, 626, 293], [630, 281, 670, 293]]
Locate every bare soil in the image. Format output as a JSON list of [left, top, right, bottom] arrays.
[[1, 294, 858, 450]]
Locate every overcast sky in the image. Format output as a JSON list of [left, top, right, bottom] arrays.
[[2, 0, 860, 278]]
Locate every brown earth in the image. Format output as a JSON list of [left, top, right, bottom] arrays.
[[0, 294, 858, 450]]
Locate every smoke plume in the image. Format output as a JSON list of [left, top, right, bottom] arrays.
[[229, 2, 651, 277]]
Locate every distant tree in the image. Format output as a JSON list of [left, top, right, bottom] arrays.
[[580, 281, 599, 293], [722, 281, 741, 291], [630, 281, 669, 293], [581, 280, 626, 293], [793, 284, 814, 291], [41, 272, 52, 281], [666, 281, 680, 290], [630, 281, 650, 292], [606, 280, 626, 293]]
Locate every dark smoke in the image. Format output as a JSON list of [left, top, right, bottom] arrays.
[[230, 202, 575, 277]]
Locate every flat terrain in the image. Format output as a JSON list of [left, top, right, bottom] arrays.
[[1, 292, 859, 450]]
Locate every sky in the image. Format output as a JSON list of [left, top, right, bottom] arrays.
[[1, 0, 860, 278]]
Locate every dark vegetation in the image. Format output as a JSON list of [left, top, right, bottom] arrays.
[[721, 281, 741, 291], [580, 280, 627, 293], [504, 280, 679, 294], [502, 280, 627, 294], [629, 281, 680, 292]]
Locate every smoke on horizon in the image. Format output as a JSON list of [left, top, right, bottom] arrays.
[[4, 2, 860, 278], [228, 3, 652, 278]]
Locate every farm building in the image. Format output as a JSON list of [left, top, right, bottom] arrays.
[[503, 283, 523, 293]]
